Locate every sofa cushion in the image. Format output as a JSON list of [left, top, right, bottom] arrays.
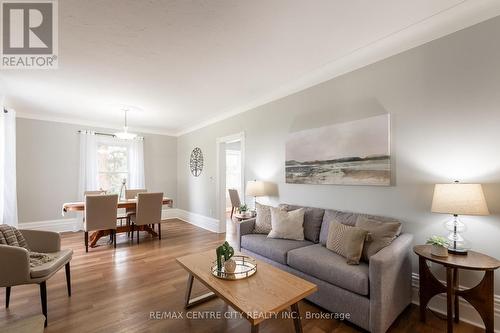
[[240, 234, 312, 265], [287, 244, 369, 296], [280, 204, 324, 243], [30, 249, 73, 278], [320, 209, 400, 245]]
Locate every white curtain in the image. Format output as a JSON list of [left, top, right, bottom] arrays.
[[76, 131, 98, 230], [128, 138, 145, 188], [0, 106, 18, 227]]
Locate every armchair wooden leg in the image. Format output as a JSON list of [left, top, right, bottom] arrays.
[[158, 223, 161, 240], [39, 281, 47, 327], [113, 230, 117, 248], [65, 262, 72, 297], [84, 231, 89, 253], [137, 229, 140, 244], [6, 286, 10, 308]]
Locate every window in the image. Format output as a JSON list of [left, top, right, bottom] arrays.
[[97, 143, 128, 194]]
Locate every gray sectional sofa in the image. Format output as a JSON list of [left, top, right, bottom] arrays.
[[236, 204, 413, 333]]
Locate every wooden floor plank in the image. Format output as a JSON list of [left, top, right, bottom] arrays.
[[0, 219, 483, 333]]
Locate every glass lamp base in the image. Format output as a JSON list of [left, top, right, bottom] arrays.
[[445, 215, 469, 255]]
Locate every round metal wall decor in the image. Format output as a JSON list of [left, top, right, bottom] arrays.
[[190, 147, 204, 177]]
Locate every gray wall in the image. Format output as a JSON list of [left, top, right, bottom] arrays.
[[16, 118, 177, 222], [177, 16, 500, 293]]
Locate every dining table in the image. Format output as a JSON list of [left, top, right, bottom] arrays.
[[62, 197, 173, 248]]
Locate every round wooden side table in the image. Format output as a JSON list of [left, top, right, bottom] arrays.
[[233, 213, 255, 222], [414, 245, 500, 333]]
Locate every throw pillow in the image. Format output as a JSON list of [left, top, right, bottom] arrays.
[[355, 216, 402, 261], [253, 203, 272, 234], [267, 207, 305, 241], [326, 220, 368, 265], [279, 204, 324, 243]]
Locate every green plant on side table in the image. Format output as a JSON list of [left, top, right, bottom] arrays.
[[426, 235, 450, 257], [238, 204, 248, 213]]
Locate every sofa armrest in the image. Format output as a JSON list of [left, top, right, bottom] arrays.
[[236, 218, 256, 251], [0, 244, 30, 287], [369, 233, 413, 333], [20, 230, 61, 253]]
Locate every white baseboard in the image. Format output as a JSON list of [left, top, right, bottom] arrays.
[[19, 218, 78, 233], [411, 273, 500, 332], [19, 209, 222, 234], [163, 208, 221, 233]]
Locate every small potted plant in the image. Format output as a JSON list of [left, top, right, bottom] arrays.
[[426, 235, 450, 257], [238, 204, 250, 217]]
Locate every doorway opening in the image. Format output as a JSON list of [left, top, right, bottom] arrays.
[[216, 132, 245, 245]]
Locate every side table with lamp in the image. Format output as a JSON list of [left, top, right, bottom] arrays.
[[431, 181, 490, 254], [245, 180, 275, 213], [414, 181, 500, 333]]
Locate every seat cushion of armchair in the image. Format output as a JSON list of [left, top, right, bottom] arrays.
[[30, 248, 73, 279], [240, 234, 312, 265], [287, 244, 369, 296]]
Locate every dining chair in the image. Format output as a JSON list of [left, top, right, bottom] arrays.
[[84, 194, 118, 252], [125, 188, 147, 199], [129, 192, 163, 244], [82, 190, 107, 229], [122, 188, 148, 233], [228, 189, 241, 219], [84, 190, 106, 196]]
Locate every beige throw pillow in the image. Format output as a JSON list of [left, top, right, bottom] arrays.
[[355, 216, 402, 261], [326, 221, 368, 265], [253, 203, 272, 234], [267, 207, 305, 241]]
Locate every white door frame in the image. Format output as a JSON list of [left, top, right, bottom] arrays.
[[215, 132, 245, 233]]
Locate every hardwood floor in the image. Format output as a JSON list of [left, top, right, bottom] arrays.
[[0, 219, 483, 333]]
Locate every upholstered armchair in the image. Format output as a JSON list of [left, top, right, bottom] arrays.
[[0, 230, 73, 327]]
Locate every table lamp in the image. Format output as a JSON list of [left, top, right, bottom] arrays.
[[431, 181, 489, 255], [246, 180, 272, 211]]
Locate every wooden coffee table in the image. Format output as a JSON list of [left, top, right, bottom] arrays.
[[176, 250, 317, 333]]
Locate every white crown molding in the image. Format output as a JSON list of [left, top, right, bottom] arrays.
[[175, 0, 500, 137], [9, 1, 500, 137], [15, 111, 178, 137]]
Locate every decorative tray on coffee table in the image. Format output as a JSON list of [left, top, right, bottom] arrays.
[[211, 255, 257, 280]]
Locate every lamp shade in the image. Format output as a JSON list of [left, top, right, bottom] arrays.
[[431, 183, 489, 216], [245, 180, 272, 197]]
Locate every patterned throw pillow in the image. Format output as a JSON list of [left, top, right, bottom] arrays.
[[0, 224, 30, 250], [253, 203, 272, 234], [326, 220, 369, 265]]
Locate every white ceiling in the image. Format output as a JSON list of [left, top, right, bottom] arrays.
[[1, 0, 499, 136]]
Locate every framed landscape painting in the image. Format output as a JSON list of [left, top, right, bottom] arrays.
[[285, 114, 391, 186]]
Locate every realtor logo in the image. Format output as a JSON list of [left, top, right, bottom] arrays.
[[1, 0, 58, 69]]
